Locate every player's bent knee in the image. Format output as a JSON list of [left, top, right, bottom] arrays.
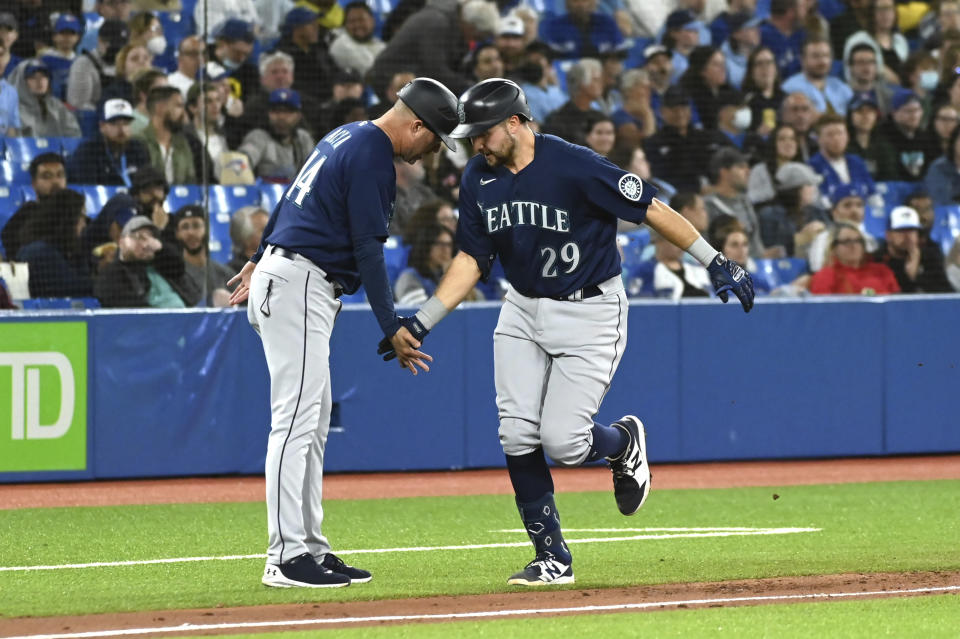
[[541, 435, 590, 468], [499, 418, 542, 456]]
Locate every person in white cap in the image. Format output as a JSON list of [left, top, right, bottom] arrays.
[[67, 98, 151, 186], [495, 14, 527, 74], [872, 206, 953, 293]]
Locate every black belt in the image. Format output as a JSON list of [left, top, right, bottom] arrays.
[[550, 284, 603, 301], [269, 246, 343, 298]]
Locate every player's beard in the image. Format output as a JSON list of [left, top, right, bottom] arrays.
[[483, 128, 516, 167]]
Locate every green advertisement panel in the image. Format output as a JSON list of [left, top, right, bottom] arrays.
[[0, 322, 87, 472]]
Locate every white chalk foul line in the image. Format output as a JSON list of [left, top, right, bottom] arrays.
[[0, 528, 820, 573], [3, 584, 957, 639]]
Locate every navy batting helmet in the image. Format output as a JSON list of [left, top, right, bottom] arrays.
[[396, 78, 460, 151], [451, 78, 533, 139]]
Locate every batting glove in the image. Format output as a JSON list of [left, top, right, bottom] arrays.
[[707, 254, 755, 313], [377, 315, 430, 361]]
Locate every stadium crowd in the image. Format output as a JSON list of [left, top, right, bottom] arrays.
[[1, 0, 959, 310]]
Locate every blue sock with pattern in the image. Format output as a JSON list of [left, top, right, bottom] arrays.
[[515, 492, 572, 564]]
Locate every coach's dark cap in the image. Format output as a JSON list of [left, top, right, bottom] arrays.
[[662, 85, 692, 107], [130, 166, 169, 194], [397, 77, 459, 151]]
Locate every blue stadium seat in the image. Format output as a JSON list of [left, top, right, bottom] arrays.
[[58, 137, 83, 157], [931, 205, 960, 256], [753, 258, 809, 293], [617, 228, 652, 271], [77, 185, 127, 218], [258, 182, 287, 213], [0, 160, 32, 185], [166, 184, 204, 213], [207, 185, 260, 263], [4, 137, 59, 163], [20, 297, 102, 310], [156, 12, 196, 71], [383, 236, 410, 285], [75, 109, 100, 141], [876, 181, 919, 209], [623, 37, 654, 71], [864, 203, 888, 240]]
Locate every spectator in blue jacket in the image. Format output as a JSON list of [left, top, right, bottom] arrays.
[[68, 98, 151, 186], [539, 0, 627, 60], [38, 13, 82, 101], [760, 0, 806, 79], [16, 189, 93, 299], [722, 12, 762, 89], [924, 126, 960, 205], [809, 112, 877, 208], [781, 35, 854, 116], [662, 9, 702, 83], [515, 41, 567, 123]]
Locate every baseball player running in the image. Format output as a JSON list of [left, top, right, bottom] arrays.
[[229, 78, 459, 588], [380, 79, 754, 586]]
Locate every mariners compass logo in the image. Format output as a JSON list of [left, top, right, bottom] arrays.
[[618, 173, 643, 202]]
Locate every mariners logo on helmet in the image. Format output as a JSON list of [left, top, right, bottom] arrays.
[[618, 173, 643, 202]]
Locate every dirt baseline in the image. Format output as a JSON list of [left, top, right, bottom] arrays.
[[2, 571, 958, 638], [2, 456, 959, 637]]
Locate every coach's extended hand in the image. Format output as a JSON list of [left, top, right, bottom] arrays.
[[707, 254, 755, 313], [378, 316, 431, 369]]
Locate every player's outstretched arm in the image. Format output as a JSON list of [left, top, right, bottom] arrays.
[[645, 198, 755, 312], [377, 252, 483, 362]]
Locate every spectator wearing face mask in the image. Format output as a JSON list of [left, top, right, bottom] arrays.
[[715, 88, 755, 150], [68, 19, 129, 111], [128, 12, 167, 60]]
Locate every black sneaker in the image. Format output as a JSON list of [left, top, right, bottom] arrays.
[[320, 552, 372, 583], [507, 552, 574, 586], [262, 552, 351, 588], [606, 415, 651, 516]]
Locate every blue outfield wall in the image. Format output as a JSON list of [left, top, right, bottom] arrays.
[[1, 296, 958, 482]]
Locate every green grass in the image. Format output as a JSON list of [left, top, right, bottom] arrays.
[[1, 480, 958, 617], [177, 594, 960, 638]]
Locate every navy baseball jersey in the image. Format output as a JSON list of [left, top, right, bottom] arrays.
[[457, 134, 658, 298], [253, 121, 396, 294]]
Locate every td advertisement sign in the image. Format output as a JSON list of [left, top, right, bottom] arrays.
[[0, 322, 87, 472]]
